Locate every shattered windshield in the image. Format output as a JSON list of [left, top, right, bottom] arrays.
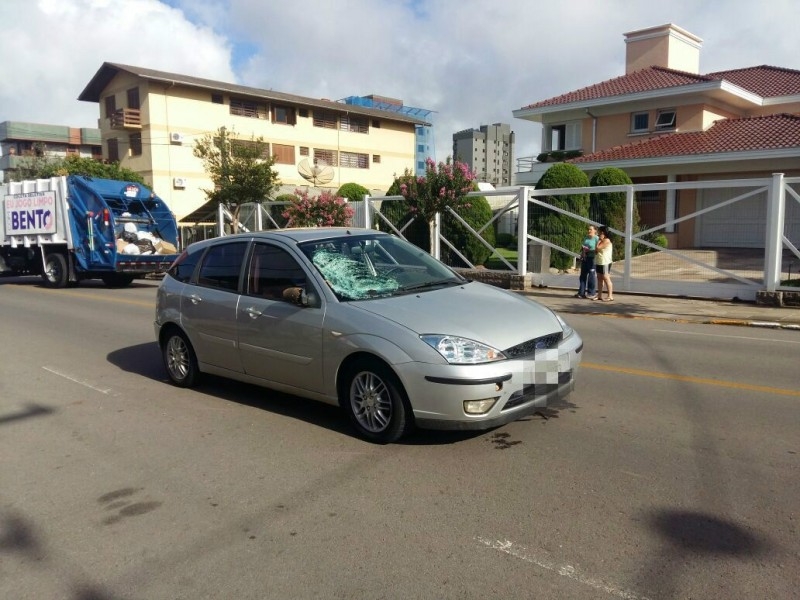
[[299, 234, 464, 301]]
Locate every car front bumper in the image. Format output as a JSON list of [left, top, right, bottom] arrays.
[[397, 335, 583, 431]]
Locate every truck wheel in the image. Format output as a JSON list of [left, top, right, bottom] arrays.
[[162, 329, 199, 388], [101, 273, 135, 288], [42, 253, 69, 288]]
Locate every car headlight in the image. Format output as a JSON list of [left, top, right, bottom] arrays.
[[555, 314, 574, 340], [421, 334, 506, 364]]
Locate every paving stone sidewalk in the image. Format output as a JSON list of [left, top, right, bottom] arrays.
[[517, 287, 800, 330]]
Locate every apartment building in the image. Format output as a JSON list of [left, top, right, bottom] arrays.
[[77, 63, 431, 223], [452, 123, 514, 187], [512, 24, 800, 249], [0, 121, 101, 183]]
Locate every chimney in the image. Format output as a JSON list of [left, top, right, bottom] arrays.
[[624, 24, 703, 74]]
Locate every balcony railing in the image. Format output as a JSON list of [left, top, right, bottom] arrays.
[[110, 108, 141, 129]]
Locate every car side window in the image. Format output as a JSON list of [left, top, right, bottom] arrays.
[[196, 241, 248, 292], [168, 249, 200, 283], [246, 243, 308, 301]]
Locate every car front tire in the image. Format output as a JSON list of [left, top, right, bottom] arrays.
[[341, 359, 413, 444]]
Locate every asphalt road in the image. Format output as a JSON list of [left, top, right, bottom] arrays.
[[1, 276, 798, 600]]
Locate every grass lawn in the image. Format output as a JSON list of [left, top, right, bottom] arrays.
[[484, 247, 518, 270]]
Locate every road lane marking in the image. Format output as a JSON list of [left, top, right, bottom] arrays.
[[42, 366, 118, 396], [476, 537, 652, 600], [10, 285, 154, 308], [655, 329, 800, 344], [581, 361, 800, 397]]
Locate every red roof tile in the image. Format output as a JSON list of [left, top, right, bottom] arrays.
[[570, 114, 800, 163], [521, 65, 800, 110], [707, 65, 800, 97]]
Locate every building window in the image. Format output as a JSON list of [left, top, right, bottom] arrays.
[[340, 151, 368, 169], [417, 144, 425, 153], [230, 98, 268, 119], [372, 119, 381, 128], [272, 143, 295, 164], [298, 108, 309, 118], [340, 115, 368, 134], [107, 138, 119, 162], [655, 109, 676, 130], [299, 146, 309, 156], [547, 122, 581, 151], [313, 110, 337, 129], [127, 87, 140, 110], [372, 155, 381, 164], [211, 93, 224, 104], [129, 133, 142, 156], [631, 112, 649, 132], [104, 95, 116, 119], [313, 148, 337, 166], [550, 125, 566, 150], [272, 104, 296, 125]]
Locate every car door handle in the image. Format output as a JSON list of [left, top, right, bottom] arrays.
[[245, 306, 262, 319], [189, 294, 202, 305]]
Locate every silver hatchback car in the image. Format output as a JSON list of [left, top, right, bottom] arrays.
[[155, 228, 583, 443]]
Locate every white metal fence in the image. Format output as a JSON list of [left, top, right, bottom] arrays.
[[203, 174, 800, 301]]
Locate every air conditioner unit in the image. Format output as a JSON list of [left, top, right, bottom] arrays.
[[173, 177, 188, 189], [170, 132, 184, 144]]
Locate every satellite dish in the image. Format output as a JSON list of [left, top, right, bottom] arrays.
[[298, 158, 335, 186]]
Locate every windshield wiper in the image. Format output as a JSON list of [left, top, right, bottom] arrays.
[[399, 279, 462, 293]]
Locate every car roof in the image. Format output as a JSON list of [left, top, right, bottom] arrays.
[[186, 227, 392, 251]]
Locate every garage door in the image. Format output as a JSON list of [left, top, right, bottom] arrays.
[[696, 186, 766, 248]]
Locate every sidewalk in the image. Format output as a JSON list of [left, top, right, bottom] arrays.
[[517, 287, 800, 330]]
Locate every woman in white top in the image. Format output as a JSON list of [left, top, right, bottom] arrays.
[[594, 226, 613, 301]]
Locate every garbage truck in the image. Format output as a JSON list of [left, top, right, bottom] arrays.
[[0, 175, 180, 288]]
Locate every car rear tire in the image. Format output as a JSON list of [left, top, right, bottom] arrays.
[[162, 329, 199, 387], [341, 359, 412, 444], [42, 253, 68, 288]]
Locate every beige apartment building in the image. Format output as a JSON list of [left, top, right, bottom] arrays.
[[78, 63, 430, 223], [512, 24, 800, 249]]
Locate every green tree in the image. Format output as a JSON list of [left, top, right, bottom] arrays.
[[533, 163, 590, 270], [193, 127, 280, 211], [589, 167, 640, 260], [10, 153, 146, 185], [389, 157, 477, 251]]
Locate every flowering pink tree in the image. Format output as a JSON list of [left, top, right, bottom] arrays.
[[396, 157, 477, 248], [282, 188, 354, 227]]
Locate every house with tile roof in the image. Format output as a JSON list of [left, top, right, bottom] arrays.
[[512, 24, 800, 249]]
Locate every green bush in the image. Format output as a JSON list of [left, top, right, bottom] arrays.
[[533, 163, 590, 270], [441, 194, 496, 267], [336, 182, 369, 203], [496, 232, 514, 248], [589, 167, 641, 261]]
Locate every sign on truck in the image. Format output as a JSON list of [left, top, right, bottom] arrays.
[[0, 175, 180, 288]]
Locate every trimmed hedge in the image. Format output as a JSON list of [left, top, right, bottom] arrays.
[[533, 163, 590, 270]]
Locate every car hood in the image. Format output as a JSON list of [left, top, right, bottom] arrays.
[[351, 281, 562, 349]]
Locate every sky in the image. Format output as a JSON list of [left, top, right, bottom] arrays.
[[2, 0, 800, 165]]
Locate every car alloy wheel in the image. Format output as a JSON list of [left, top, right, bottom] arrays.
[[344, 359, 411, 443], [163, 330, 199, 387]]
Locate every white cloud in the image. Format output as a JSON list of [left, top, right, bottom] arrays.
[[3, 0, 800, 164]]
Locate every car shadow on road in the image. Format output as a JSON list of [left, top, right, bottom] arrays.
[[107, 342, 582, 446]]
